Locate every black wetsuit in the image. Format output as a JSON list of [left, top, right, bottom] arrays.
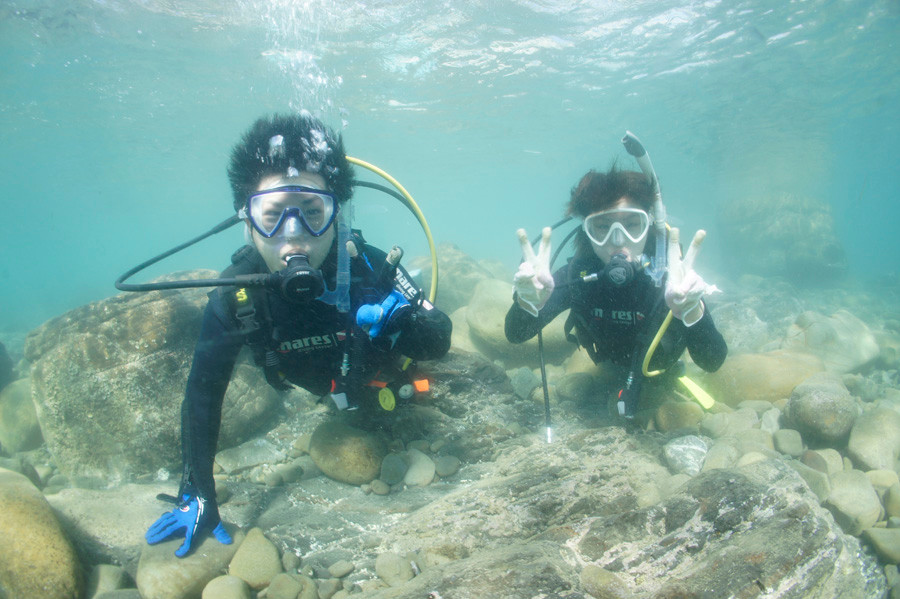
[[505, 253, 726, 378], [178, 238, 451, 515]]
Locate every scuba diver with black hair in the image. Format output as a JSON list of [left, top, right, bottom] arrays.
[[506, 137, 726, 422], [140, 113, 451, 557]]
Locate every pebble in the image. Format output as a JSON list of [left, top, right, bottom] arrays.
[[328, 559, 355, 578], [867, 470, 900, 498], [702, 440, 740, 472], [202, 575, 251, 599], [403, 448, 436, 487], [888, 484, 900, 519], [655, 401, 704, 432], [370, 479, 390, 495], [787, 460, 831, 502], [265, 471, 283, 487], [435, 455, 461, 478], [759, 407, 782, 433], [663, 435, 708, 476], [407, 439, 430, 454], [267, 573, 301, 599], [786, 372, 858, 444], [825, 470, 883, 535], [375, 552, 414, 586], [863, 528, 900, 564], [380, 454, 409, 486], [282, 551, 300, 573], [773, 429, 804, 457], [848, 407, 900, 471], [275, 461, 305, 484], [318, 579, 342, 599], [229, 528, 283, 590]]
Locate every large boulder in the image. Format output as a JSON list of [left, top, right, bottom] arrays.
[[24, 271, 281, 485], [309, 421, 387, 485], [696, 350, 823, 407], [408, 242, 507, 315], [717, 191, 846, 285], [782, 310, 880, 373], [0, 468, 83, 599], [0, 377, 42, 452], [464, 278, 573, 366], [785, 372, 859, 446]]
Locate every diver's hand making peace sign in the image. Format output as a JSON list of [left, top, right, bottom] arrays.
[[513, 227, 555, 317], [665, 228, 720, 326]]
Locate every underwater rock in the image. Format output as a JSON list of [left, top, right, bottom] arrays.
[[380, 453, 408, 485], [24, 272, 281, 484], [0, 377, 42, 453], [47, 483, 165, 577], [785, 372, 858, 445], [228, 527, 283, 590], [773, 428, 804, 457], [863, 528, 900, 565], [135, 523, 242, 599], [697, 350, 823, 407], [434, 455, 461, 477], [216, 438, 286, 474], [825, 470, 883, 536], [580, 564, 630, 599], [663, 435, 708, 476], [717, 191, 847, 285], [309, 421, 387, 485], [87, 564, 130, 598], [408, 242, 504, 315], [0, 467, 83, 599], [464, 278, 573, 366], [403, 447, 436, 487], [375, 551, 415, 586], [577, 463, 878, 597], [654, 400, 704, 432], [782, 310, 879, 373], [201, 575, 251, 599], [847, 406, 900, 471]]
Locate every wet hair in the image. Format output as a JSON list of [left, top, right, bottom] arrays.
[[227, 113, 354, 211], [567, 163, 655, 258]]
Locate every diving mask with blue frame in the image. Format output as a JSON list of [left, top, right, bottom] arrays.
[[240, 185, 338, 238]]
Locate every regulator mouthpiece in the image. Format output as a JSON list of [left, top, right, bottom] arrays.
[[604, 253, 636, 287], [276, 254, 324, 303]]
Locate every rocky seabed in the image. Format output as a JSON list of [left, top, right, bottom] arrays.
[[2, 254, 900, 599]]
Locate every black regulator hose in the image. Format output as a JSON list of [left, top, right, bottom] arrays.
[[114, 214, 251, 292]]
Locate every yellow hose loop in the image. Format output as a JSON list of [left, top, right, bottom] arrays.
[[346, 156, 438, 303], [642, 310, 674, 377]]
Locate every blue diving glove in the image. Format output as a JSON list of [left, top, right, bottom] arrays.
[[356, 290, 411, 340], [145, 494, 232, 557]]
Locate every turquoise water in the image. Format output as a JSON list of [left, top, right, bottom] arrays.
[[1, 0, 898, 332]]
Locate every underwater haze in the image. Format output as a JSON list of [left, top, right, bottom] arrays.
[[0, 0, 898, 334]]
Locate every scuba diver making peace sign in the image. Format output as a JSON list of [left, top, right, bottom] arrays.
[[506, 134, 726, 420]]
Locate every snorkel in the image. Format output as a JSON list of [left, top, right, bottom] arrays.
[[621, 131, 667, 287], [317, 207, 351, 312]]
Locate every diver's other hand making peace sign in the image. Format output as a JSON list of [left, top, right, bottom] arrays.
[[665, 227, 720, 326], [513, 227, 555, 317]]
